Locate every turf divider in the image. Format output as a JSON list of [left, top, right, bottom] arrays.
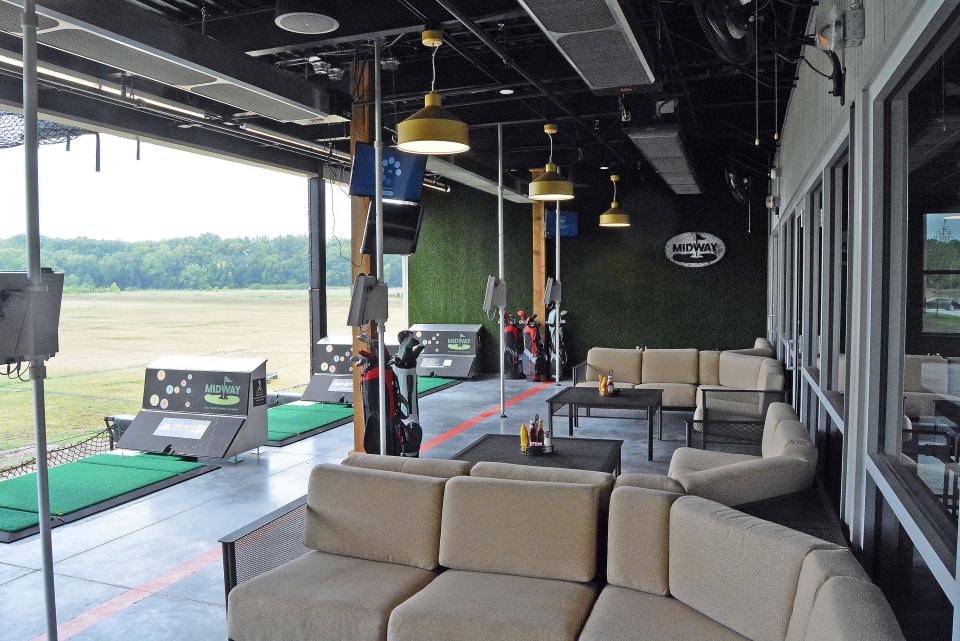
[[0, 454, 216, 543]]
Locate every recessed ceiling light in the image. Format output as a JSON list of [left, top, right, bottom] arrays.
[[499, 88, 515, 95], [600, 165, 610, 170]]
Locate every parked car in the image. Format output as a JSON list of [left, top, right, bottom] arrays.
[[925, 297, 960, 311]]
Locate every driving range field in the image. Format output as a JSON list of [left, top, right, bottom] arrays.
[[0, 288, 413, 469]]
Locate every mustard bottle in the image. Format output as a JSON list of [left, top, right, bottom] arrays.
[[520, 422, 529, 452]]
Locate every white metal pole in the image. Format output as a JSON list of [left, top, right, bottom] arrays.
[[497, 124, 506, 417], [373, 39, 387, 455], [554, 200, 561, 385], [23, 1, 58, 638]]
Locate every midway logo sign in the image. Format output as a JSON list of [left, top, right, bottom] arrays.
[[665, 232, 726, 268]]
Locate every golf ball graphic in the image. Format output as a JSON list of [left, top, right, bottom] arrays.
[[149, 394, 159, 407]]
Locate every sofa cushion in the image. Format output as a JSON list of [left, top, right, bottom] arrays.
[[669, 496, 838, 641], [304, 464, 445, 570], [227, 550, 435, 641], [785, 549, 869, 641], [761, 403, 800, 457], [758, 358, 785, 392], [674, 456, 817, 507], [439, 476, 598, 582], [469, 462, 614, 510], [668, 447, 757, 478], [586, 347, 642, 385], [696, 385, 764, 421], [387, 569, 598, 641], [606, 487, 681, 595], [717, 352, 764, 389], [615, 473, 686, 494], [642, 348, 699, 385], [903, 354, 948, 394], [578, 586, 749, 641], [803, 576, 906, 641], [342, 452, 473, 478], [636, 382, 697, 408], [699, 350, 721, 386]]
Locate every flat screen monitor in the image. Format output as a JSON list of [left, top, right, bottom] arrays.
[[545, 211, 578, 238], [348, 143, 427, 204], [361, 201, 425, 255]]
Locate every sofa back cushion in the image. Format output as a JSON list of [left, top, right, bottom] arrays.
[[785, 549, 869, 641], [903, 354, 948, 394], [304, 464, 446, 570], [758, 358, 786, 391], [761, 403, 800, 457], [699, 350, 721, 386], [606, 486, 681, 595], [763, 418, 812, 459], [669, 496, 835, 641], [439, 476, 598, 582], [803, 576, 906, 641], [469, 461, 614, 510], [717, 351, 764, 389], [586, 347, 642, 384], [642, 348, 699, 384], [342, 452, 473, 478]]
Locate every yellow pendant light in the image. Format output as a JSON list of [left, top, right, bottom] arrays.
[[599, 175, 630, 228], [529, 124, 574, 201], [396, 30, 470, 155]]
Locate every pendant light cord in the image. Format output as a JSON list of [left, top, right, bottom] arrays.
[[547, 131, 554, 165], [754, 0, 759, 146], [430, 45, 439, 93], [612, 177, 617, 202]]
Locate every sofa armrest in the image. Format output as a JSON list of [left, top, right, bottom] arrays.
[[573, 360, 589, 386], [674, 457, 815, 507], [219, 495, 309, 605]]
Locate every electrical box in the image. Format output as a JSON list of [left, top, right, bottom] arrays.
[[482, 275, 506, 313], [0, 270, 64, 365], [347, 274, 388, 327], [816, 0, 865, 50]]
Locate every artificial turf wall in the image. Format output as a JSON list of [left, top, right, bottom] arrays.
[[409, 188, 533, 373], [409, 181, 766, 371]]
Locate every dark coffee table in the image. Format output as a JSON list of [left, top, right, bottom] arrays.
[[545, 387, 663, 461], [452, 433, 623, 475]]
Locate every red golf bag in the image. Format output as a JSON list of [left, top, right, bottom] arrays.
[[360, 354, 405, 455], [503, 313, 524, 379], [521, 315, 550, 382]]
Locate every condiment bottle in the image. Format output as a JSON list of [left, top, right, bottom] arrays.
[[520, 423, 529, 452]]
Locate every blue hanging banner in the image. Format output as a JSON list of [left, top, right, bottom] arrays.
[[545, 211, 578, 238]]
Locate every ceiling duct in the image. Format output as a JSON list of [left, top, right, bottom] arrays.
[[626, 125, 702, 195], [516, 0, 654, 93], [0, 0, 330, 123]]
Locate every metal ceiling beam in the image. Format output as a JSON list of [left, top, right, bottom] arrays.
[[224, 7, 526, 58], [431, 0, 626, 164]]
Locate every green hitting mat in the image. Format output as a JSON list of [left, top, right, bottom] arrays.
[[267, 403, 354, 445], [0, 453, 214, 543], [266, 377, 458, 446]]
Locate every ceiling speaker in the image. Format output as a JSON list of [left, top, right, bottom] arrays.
[[274, 0, 339, 35]]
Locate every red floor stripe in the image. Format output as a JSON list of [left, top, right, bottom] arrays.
[[30, 547, 222, 641], [420, 382, 554, 453]]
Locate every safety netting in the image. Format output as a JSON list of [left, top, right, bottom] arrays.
[[0, 427, 116, 481], [0, 111, 92, 149]]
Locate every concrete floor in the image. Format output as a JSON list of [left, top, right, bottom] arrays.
[[0, 377, 688, 641]]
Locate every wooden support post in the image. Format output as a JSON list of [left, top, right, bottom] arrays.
[[350, 60, 373, 453], [531, 168, 546, 324]]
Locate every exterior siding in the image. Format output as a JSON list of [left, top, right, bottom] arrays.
[[776, 1, 918, 212]]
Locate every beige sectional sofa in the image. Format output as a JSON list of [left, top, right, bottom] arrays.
[[575, 343, 784, 416], [226, 453, 902, 641], [616, 402, 817, 506]]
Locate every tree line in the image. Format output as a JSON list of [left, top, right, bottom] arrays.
[[0, 235, 401, 290]]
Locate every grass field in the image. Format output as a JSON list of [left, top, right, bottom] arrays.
[[0, 288, 407, 467]]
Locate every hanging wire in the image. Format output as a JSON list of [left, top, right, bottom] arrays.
[[200, 1, 207, 37], [943, 53, 947, 132], [430, 44, 439, 93], [612, 176, 617, 202], [773, 19, 780, 141], [547, 130, 554, 165]]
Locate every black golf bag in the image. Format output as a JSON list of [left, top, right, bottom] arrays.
[[546, 302, 568, 378], [503, 313, 525, 379], [390, 331, 424, 457], [521, 314, 550, 382]]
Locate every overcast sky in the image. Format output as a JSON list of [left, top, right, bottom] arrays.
[[0, 131, 352, 241]]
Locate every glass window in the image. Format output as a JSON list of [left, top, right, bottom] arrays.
[[888, 31, 960, 558]]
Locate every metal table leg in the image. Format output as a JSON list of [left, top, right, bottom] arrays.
[[547, 402, 554, 439], [647, 405, 653, 462], [568, 403, 574, 437]]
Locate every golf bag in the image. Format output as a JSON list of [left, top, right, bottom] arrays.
[[503, 313, 524, 379], [359, 354, 405, 456], [521, 314, 550, 382], [390, 330, 425, 457], [546, 302, 568, 378]]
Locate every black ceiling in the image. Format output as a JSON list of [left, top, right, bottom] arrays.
[[49, 0, 819, 194]]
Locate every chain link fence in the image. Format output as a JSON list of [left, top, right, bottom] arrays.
[[0, 111, 92, 149]]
